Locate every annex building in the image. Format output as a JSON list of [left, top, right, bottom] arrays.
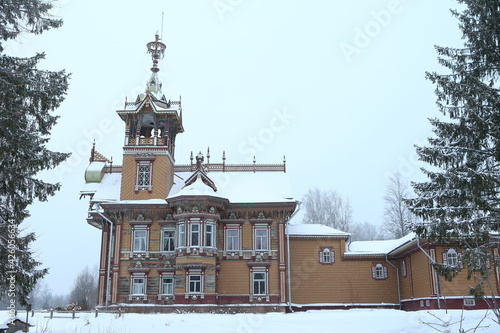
[[80, 35, 500, 313]]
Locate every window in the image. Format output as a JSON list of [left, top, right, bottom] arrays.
[[252, 272, 266, 295], [226, 228, 240, 251], [190, 223, 200, 246], [446, 249, 458, 267], [178, 224, 185, 247], [188, 275, 202, 293], [134, 156, 154, 191], [161, 229, 176, 252], [372, 263, 388, 280], [402, 260, 407, 278], [205, 224, 214, 247], [443, 248, 463, 269], [133, 229, 147, 252], [161, 278, 174, 295], [132, 277, 145, 295], [254, 228, 269, 250], [319, 248, 333, 264], [137, 165, 151, 186]]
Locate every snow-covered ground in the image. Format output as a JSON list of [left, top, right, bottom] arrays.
[[1, 309, 498, 333]]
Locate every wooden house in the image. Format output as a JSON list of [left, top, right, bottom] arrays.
[[81, 34, 500, 313]]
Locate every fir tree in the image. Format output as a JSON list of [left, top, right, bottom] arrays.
[[0, 0, 69, 305], [407, 0, 500, 319]]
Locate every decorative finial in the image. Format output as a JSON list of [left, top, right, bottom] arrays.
[[146, 33, 166, 74], [207, 147, 210, 166], [196, 152, 204, 171], [90, 140, 96, 162], [190, 151, 193, 164], [222, 150, 226, 162]]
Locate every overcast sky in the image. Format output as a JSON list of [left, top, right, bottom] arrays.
[[7, 0, 463, 295]]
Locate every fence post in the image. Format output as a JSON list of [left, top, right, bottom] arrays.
[[50, 309, 53, 319], [95, 308, 98, 318], [118, 308, 122, 317], [31, 309, 34, 317], [72, 309, 75, 320]]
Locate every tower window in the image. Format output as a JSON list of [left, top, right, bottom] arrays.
[[135, 160, 153, 192], [138, 165, 151, 185]]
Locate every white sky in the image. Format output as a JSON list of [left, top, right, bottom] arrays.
[[6, 0, 463, 295]]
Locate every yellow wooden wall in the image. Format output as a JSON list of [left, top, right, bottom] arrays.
[[120, 154, 173, 200], [289, 237, 399, 305]]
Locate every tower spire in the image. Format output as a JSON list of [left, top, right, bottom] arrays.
[[146, 32, 166, 94]]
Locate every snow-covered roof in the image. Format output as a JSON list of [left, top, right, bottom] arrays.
[[119, 92, 181, 114], [168, 174, 221, 199], [345, 233, 416, 257], [80, 173, 121, 202], [2, 315, 34, 326], [168, 171, 294, 204], [287, 224, 350, 238], [99, 199, 167, 206], [81, 167, 294, 206]]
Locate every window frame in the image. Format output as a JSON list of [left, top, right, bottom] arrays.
[[187, 274, 202, 294], [254, 227, 269, 251], [132, 228, 148, 252], [178, 223, 185, 247], [161, 277, 174, 295], [319, 247, 334, 264], [205, 223, 214, 247], [252, 271, 267, 295], [443, 248, 463, 269], [225, 227, 241, 251], [372, 263, 388, 280], [131, 274, 146, 295], [190, 223, 201, 247], [137, 165, 151, 186], [134, 159, 154, 191], [446, 248, 458, 267], [161, 229, 176, 252]]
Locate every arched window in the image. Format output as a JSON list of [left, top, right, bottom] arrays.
[[446, 248, 458, 267], [319, 248, 334, 264], [372, 263, 388, 280]]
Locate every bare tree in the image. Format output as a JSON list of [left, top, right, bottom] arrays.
[[350, 221, 387, 241], [303, 188, 354, 232], [382, 172, 416, 238], [69, 265, 98, 310], [29, 280, 53, 309]]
